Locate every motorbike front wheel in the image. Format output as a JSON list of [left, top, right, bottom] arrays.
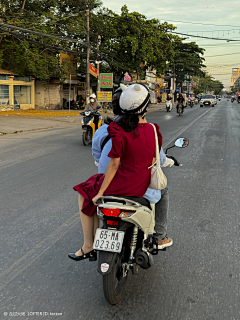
[[82, 129, 91, 146], [103, 253, 128, 305]]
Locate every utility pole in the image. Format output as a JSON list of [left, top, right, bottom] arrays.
[[96, 34, 101, 93], [86, 6, 90, 105]]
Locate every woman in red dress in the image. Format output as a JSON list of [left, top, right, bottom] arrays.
[[68, 84, 163, 261]]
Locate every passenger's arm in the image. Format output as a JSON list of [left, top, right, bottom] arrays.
[[92, 157, 120, 204]]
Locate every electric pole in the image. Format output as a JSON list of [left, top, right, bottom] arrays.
[[96, 34, 101, 93], [86, 6, 90, 104]]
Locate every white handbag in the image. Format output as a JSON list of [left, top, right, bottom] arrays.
[[148, 124, 167, 190]]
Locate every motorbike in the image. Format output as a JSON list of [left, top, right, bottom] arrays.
[[166, 100, 172, 112], [177, 103, 184, 116], [93, 137, 189, 304], [63, 99, 81, 110], [231, 97, 235, 103], [190, 100, 194, 108], [80, 109, 102, 146]]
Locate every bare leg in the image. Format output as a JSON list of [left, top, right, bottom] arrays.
[[75, 194, 94, 256], [93, 212, 99, 239]]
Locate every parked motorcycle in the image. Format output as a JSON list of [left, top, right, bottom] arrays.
[[80, 109, 102, 146], [166, 100, 172, 112], [63, 99, 81, 110], [93, 137, 189, 304]]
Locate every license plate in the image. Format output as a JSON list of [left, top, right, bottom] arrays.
[[204, 102, 209, 105], [93, 228, 124, 253]]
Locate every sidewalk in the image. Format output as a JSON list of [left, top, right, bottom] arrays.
[[0, 103, 166, 135]]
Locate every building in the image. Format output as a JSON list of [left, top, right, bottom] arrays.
[[230, 68, 240, 87], [0, 68, 35, 111]]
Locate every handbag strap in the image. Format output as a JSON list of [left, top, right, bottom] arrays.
[[149, 123, 160, 169]]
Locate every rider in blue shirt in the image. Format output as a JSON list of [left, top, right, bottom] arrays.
[[92, 85, 173, 249]]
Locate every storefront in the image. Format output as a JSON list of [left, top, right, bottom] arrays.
[[0, 69, 35, 110]]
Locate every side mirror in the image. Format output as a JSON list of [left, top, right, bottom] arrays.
[[165, 137, 189, 154], [97, 106, 101, 110], [175, 138, 189, 148]]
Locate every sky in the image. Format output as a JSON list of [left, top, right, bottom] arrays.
[[101, 0, 240, 89]]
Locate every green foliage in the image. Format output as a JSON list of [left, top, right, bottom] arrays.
[[173, 40, 205, 83], [0, 0, 101, 79], [193, 75, 224, 95], [90, 6, 178, 78]]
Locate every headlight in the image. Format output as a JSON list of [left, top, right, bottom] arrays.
[[85, 111, 91, 116], [81, 119, 84, 125]]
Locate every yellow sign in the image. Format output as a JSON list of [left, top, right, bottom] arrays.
[[60, 51, 77, 80], [162, 92, 167, 102], [97, 92, 112, 102]]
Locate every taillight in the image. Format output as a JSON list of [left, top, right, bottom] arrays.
[[99, 208, 136, 218], [107, 220, 119, 226], [100, 208, 120, 217]]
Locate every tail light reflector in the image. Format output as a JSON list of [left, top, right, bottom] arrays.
[[107, 220, 119, 226]]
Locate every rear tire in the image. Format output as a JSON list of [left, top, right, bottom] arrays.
[[103, 254, 128, 305]]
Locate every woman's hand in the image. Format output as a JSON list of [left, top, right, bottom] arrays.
[[92, 192, 103, 205]]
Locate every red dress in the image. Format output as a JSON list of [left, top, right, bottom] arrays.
[[73, 122, 162, 217]]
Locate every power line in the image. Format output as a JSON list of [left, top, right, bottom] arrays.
[[205, 51, 240, 57], [0, 23, 128, 71], [101, 13, 240, 42]]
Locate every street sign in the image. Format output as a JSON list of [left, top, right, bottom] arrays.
[[97, 91, 112, 102], [100, 73, 113, 88]]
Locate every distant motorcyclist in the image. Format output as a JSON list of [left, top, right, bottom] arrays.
[[176, 93, 186, 113], [84, 93, 101, 112], [84, 93, 102, 131]]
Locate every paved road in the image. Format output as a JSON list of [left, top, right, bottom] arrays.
[[0, 100, 239, 320]]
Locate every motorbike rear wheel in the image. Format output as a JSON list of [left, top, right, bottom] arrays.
[[103, 253, 128, 305], [82, 129, 91, 146]]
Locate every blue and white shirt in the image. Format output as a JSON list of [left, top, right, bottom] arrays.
[[92, 124, 167, 204]]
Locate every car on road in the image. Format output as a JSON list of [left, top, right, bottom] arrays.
[[200, 95, 215, 107], [212, 95, 217, 105], [237, 96, 240, 103]]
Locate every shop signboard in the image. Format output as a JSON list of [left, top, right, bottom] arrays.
[[162, 92, 167, 102], [97, 91, 112, 102], [150, 92, 157, 104], [60, 51, 77, 80], [100, 73, 113, 88]]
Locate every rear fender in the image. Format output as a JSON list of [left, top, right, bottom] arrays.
[[97, 251, 118, 275]]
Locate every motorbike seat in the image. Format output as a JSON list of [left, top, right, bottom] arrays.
[[103, 195, 151, 210]]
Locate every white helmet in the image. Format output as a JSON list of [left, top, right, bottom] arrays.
[[90, 93, 96, 99], [119, 84, 150, 114]]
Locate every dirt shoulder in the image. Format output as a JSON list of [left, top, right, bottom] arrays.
[[0, 103, 166, 135]]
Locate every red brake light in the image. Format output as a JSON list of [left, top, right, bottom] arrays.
[[99, 208, 136, 217], [99, 208, 120, 217]]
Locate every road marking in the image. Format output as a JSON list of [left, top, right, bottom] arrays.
[[162, 108, 212, 149], [0, 212, 79, 291]]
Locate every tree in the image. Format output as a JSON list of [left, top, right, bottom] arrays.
[[193, 74, 224, 95], [173, 39, 205, 84], [90, 5, 178, 79], [0, 0, 101, 79]]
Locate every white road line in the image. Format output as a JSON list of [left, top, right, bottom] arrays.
[[162, 108, 212, 149], [0, 212, 79, 291]]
